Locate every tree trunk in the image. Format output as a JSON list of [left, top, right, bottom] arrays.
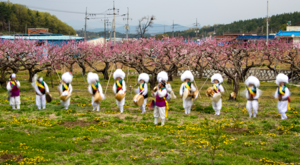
[[28, 69, 35, 82], [50, 71, 54, 88], [102, 70, 109, 80], [230, 78, 239, 100], [0, 78, 6, 87], [28, 68, 44, 82], [70, 64, 74, 73], [79, 63, 86, 76], [198, 68, 204, 79], [46, 69, 51, 77], [149, 73, 157, 89], [227, 78, 233, 85], [102, 62, 110, 80], [0, 70, 7, 87], [167, 65, 178, 82], [168, 70, 173, 81]]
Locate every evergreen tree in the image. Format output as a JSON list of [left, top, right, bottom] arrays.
[[0, 2, 76, 35]]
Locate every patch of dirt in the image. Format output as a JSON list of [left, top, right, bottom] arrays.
[[126, 107, 137, 111], [92, 137, 109, 143], [78, 117, 87, 121], [49, 114, 57, 119], [59, 120, 98, 127], [223, 127, 251, 134], [85, 149, 93, 155], [0, 154, 23, 162], [107, 113, 142, 121]]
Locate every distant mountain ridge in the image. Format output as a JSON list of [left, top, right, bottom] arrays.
[[163, 12, 300, 38], [77, 24, 192, 34]]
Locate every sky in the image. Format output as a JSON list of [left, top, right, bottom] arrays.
[[3, 0, 300, 32]]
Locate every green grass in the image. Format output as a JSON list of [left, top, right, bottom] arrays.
[[0, 70, 300, 164]]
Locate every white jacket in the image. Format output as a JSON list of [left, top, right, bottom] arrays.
[[138, 83, 148, 96], [113, 80, 126, 94], [179, 83, 196, 95], [88, 82, 105, 99], [7, 80, 21, 91], [34, 81, 49, 95], [58, 83, 73, 93], [274, 86, 290, 100]]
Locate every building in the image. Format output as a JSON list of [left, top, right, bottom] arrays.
[[28, 28, 52, 35], [276, 30, 300, 46], [0, 34, 84, 45], [87, 37, 106, 45], [236, 35, 276, 42], [286, 26, 300, 31], [215, 33, 257, 41]]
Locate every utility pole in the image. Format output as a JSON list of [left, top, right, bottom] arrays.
[[164, 24, 165, 34], [172, 20, 174, 37], [126, 7, 129, 40], [25, 24, 27, 34], [109, 19, 113, 41], [113, 0, 116, 43], [107, 1, 123, 42], [214, 26, 216, 35], [194, 18, 200, 37], [84, 7, 87, 41], [104, 18, 107, 42], [266, 0, 269, 45], [9, 21, 10, 35]]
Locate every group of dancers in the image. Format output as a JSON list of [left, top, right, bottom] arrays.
[[6, 70, 291, 126]]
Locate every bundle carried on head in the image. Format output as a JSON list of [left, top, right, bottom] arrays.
[[275, 73, 288, 86], [157, 71, 168, 83], [245, 76, 260, 87], [211, 73, 223, 83], [138, 73, 150, 83], [62, 72, 73, 83], [113, 69, 125, 80], [181, 70, 194, 82]]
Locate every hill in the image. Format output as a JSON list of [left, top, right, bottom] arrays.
[[0, 2, 76, 35], [163, 12, 300, 38]]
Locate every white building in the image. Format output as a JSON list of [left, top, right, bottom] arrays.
[[286, 26, 300, 31], [87, 37, 106, 45]]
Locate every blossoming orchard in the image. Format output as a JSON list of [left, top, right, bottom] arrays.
[[1, 38, 299, 92], [1, 37, 300, 164]]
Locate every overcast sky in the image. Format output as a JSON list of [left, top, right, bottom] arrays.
[[4, 0, 300, 31]]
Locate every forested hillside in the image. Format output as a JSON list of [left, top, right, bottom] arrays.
[[164, 12, 300, 38], [0, 2, 76, 35]]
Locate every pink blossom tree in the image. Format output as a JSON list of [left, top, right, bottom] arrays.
[[204, 38, 268, 99], [0, 39, 50, 82], [113, 38, 184, 88], [0, 40, 23, 86], [17, 40, 50, 82], [262, 39, 299, 79], [78, 42, 115, 80], [160, 37, 197, 81]]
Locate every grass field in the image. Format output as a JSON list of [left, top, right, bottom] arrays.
[[0, 69, 300, 165]]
